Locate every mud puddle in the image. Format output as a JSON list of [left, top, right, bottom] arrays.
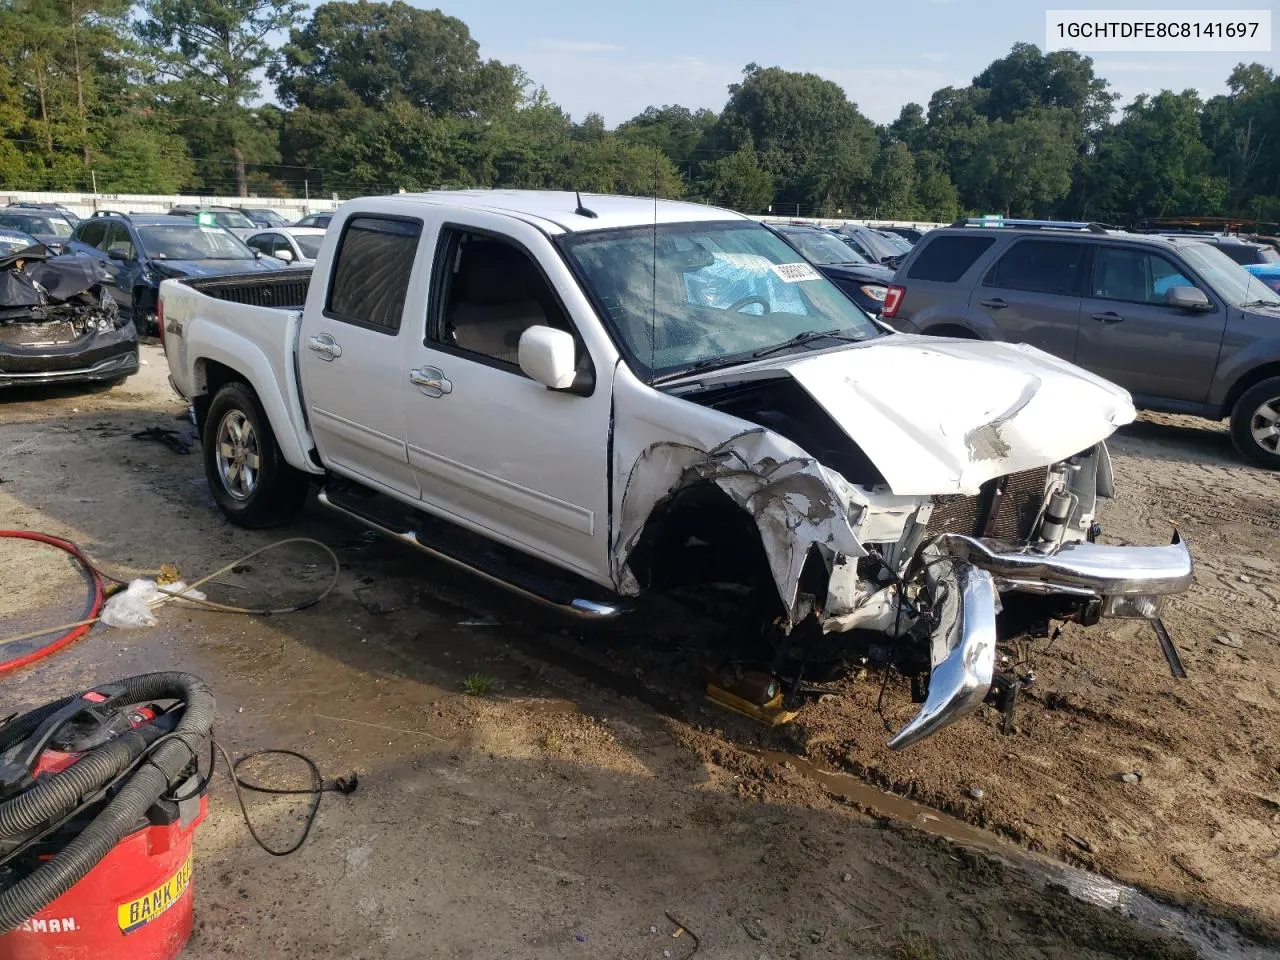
[[747, 747, 1277, 960], [481, 621, 1280, 958]]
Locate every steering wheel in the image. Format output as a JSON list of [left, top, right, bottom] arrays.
[[727, 295, 770, 315]]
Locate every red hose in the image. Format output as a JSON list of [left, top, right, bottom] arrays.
[[0, 531, 105, 673]]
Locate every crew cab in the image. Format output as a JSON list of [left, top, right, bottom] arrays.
[[161, 191, 1193, 750]]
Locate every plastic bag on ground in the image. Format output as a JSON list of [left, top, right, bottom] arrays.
[[100, 578, 207, 629]]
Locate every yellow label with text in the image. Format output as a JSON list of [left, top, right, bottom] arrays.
[[117, 854, 192, 934]]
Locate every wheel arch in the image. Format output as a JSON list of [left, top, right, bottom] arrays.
[[921, 321, 983, 340], [184, 331, 320, 475], [1221, 361, 1280, 420]]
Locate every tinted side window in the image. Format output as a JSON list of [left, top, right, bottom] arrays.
[[1091, 247, 1193, 304], [246, 233, 273, 255], [987, 240, 1085, 295], [907, 235, 996, 282], [325, 217, 421, 332], [77, 221, 107, 249]]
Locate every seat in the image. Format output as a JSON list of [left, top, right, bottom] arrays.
[[446, 241, 547, 365]]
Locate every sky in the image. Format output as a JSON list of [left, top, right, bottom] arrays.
[[429, 0, 1280, 126]]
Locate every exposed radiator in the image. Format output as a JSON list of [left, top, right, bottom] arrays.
[[923, 466, 1049, 542]]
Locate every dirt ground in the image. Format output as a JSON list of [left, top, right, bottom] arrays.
[[1, 344, 1278, 959]]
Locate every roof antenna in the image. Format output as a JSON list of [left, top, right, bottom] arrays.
[[648, 170, 657, 385], [574, 190, 598, 219]]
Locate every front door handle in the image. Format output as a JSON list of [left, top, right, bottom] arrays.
[[980, 298, 1007, 309], [1091, 311, 1124, 323], [410, 366, 452, 398], [307, 334, 342, 360]]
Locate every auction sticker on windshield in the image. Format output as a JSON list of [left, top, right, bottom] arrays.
[[771, 262, 822, 283]]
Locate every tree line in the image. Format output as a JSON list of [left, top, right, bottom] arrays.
[[1, 0, 1278, 227]]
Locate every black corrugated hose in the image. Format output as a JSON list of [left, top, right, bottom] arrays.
[[0, 672, 215, 932]]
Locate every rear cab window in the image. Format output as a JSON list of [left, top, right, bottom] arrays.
[[906, 235, 996, 282], [325, 216, 423, 334], [984, 239, 1086, 295]]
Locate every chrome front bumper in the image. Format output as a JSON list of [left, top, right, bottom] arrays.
[[887, 531, 1192, 750], [929, 530, 1193, 600], [887, 562, 998, 750]]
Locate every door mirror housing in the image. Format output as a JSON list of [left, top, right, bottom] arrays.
[[275, 247, 294, 262], [1165, 285, 1213, 312], [518, 326, 579, 391], [107, 247, 132, 261]]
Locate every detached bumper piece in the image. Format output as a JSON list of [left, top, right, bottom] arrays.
[[888, 562, 998, 751], [888, 531, 1193, 750], [929, 530, 1192, 613]]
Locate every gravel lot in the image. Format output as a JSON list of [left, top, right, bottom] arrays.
[[1, 344, 1277, 959]]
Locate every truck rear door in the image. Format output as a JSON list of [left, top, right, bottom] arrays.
[[297, 214, 425, 498]]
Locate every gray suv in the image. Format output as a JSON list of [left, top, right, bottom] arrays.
[[883, 220, 1280, 469]]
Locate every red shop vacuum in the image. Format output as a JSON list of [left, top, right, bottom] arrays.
[[0, 673, 215, 960]]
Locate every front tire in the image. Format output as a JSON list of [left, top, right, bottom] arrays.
[[1230, 376, 1280, 470], [203, 381, 310, 527]]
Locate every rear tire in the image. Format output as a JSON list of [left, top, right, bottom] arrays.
[[203, 381, 310, 527], [1230, 377, 1280, 470]]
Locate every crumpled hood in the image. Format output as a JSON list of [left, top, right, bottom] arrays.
[[682, 335, 1136, 496], [787, 336, 1135, 495]]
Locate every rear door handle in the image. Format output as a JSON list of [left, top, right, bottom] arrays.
[[307, 334, 342, 360], [409, 366, 452, 398], [980, 298, 1007, 309], [1091, 311, 1124, 323]]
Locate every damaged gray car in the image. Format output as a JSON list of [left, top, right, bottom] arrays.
[[160, 193, 1194, 749], [0, 230, 139, 389]]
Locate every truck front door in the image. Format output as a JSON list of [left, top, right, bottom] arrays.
[[401, 216, 614, 586]]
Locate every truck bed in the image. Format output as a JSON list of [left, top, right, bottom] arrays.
[[180, 268, 312, 311]]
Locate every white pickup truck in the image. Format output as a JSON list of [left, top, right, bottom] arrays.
[[160, 191, 1193, 749]]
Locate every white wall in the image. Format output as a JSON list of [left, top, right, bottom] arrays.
[[0, 190, 340, 222], [1, 189, 945, 231]]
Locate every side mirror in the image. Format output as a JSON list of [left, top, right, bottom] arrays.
[[518, 326, 578, 390], [276, 248, 294, 262], [107, 248, 132, 261], [1165, 285, 1213, 312]]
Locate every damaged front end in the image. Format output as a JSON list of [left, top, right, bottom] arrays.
[[613, 347, 1194, 751], [0, 245, 138, 388], [874, 450, 1192, 750]]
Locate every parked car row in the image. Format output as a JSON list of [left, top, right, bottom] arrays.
[[166, 206, 332, 232], [0, 200, 337, 390], [65, 213, 299, 336], [880, 218, 1280, 468]]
